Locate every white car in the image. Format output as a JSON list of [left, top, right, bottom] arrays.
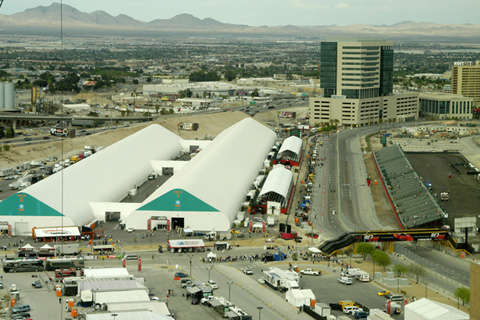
[[300, 269, 320, 276], [338, 276, 353, 285], [243, 269, 253, 275], [127, 227, 135, 233], [207, 280, 218, 289]]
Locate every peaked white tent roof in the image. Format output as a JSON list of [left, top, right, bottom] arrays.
[[133, 118, 276, 229], [9, 124, 182, 226], [278, 136, 302, 157], [259, 166, 293, 199], [405, 298, 469, 320]]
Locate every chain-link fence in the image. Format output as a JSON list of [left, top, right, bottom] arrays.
[[394, 244, 470, 287]]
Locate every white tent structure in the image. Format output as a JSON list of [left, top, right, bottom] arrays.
[[258, 166, 294, 207], [0, 125, 183, 235], [404, 298, 469, 320], [277, 136, 303, 162], [127, 118, 276, 231]]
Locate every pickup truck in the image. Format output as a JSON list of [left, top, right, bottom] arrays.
[[300, 269, 320, 276]]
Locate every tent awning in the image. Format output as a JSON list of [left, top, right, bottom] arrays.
[[168, 239, 205, 249], [33, 227, 80, 238]]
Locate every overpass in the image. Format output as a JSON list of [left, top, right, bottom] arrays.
[[318, 228, 471, 255], [0, 113, 156, 130]]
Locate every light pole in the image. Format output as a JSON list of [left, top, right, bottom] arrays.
[[207, 266, 213, 281], [257, 306, 263, 320], [227, 281, 234, 301], [188, 255, 194, 279], [111, 314, 118, 320]]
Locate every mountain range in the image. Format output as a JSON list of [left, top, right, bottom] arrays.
[[0, 3, 479, 41]]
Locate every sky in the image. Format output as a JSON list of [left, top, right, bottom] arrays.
[[2, 0, 479, 26]]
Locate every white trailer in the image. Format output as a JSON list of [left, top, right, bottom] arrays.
[[54, 243, 79, 255], [263, 267, 300, 292], [0, 168, 14, 177]]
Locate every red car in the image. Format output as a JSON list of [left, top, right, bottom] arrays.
[[393, 233, 414, 241]]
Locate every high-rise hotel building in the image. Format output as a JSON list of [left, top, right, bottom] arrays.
[[452, 61, 480, 105], [310, 38, 419, 126]]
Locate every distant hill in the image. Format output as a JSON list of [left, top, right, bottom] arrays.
[[1, 3, 479, 41]]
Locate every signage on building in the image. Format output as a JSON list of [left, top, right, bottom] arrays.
[[454, 61, 474, 66]]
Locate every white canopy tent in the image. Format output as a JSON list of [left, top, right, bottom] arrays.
[[277, 136, 302, 162], [258, 166, 294, 207]]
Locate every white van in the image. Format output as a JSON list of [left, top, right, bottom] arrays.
[[343, 306, 362, 315]]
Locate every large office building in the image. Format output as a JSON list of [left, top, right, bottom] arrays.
[[320, 39, 394, 99], [419, 93, 474, 120], [452, 61, 480, 105], [310, 38, 419, 126]]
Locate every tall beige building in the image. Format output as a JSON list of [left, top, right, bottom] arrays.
[[452, 61, 480, 105], [310, 38, 419, 126]]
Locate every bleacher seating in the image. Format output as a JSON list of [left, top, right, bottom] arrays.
[[373, 145, 444, 228]]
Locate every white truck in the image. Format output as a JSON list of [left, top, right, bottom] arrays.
[[54, 243, 79, 256], [357, 271, 370, 282], [300, 268, 320, 276], [205, 231, 231, 241]]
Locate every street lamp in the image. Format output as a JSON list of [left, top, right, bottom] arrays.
[[257, 306, 263, 320], [207, 266, 213, 281], [111, 314, 118, 320], [188, 254, 194, 279], [227, 281, 234, 301]]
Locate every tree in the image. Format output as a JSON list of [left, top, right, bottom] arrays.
[[356, 243, 375, 261], [409, 264, 426, 284], [372, 250, 391, 270], [224, 69, 237, 82], [5, 127, 15, 138], [454, 287, 470, 306], [393, 264, 409, 277], [0, 126, 5, 139]]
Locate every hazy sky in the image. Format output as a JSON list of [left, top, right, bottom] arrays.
[[2, 0, 479, 26]]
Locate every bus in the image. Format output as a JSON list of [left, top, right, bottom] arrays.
[[92, 245, 115, 255], [3, 259, 45, 272], [45, 258, 85, 271]]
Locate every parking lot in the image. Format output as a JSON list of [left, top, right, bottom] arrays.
[[406, 152, 480, 226]]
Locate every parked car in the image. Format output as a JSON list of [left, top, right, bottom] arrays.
[[12, 304, 31, 314], [300, 269, 320, 276], [201, 296, 216, 307], [344, 306, 363, 315], [191, 297, 200, 305], [124, 255, 139, 260], [32, 280, 42, 288], [127, 227, 134, 233], [338, 277, 352, 285], [354, 310, 369, 319], [174, 272, 189, 279], [181, 279, 193, 288], [207, 280, 218, 289], [12, 313, 31, 320]]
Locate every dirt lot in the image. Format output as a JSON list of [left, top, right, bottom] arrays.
[[0, 107, 309, 169]]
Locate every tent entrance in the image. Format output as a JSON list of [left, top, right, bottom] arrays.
[[172, 217, 184, 230]]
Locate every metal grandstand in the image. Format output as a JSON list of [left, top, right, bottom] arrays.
[[373, 145, 445, 229]]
